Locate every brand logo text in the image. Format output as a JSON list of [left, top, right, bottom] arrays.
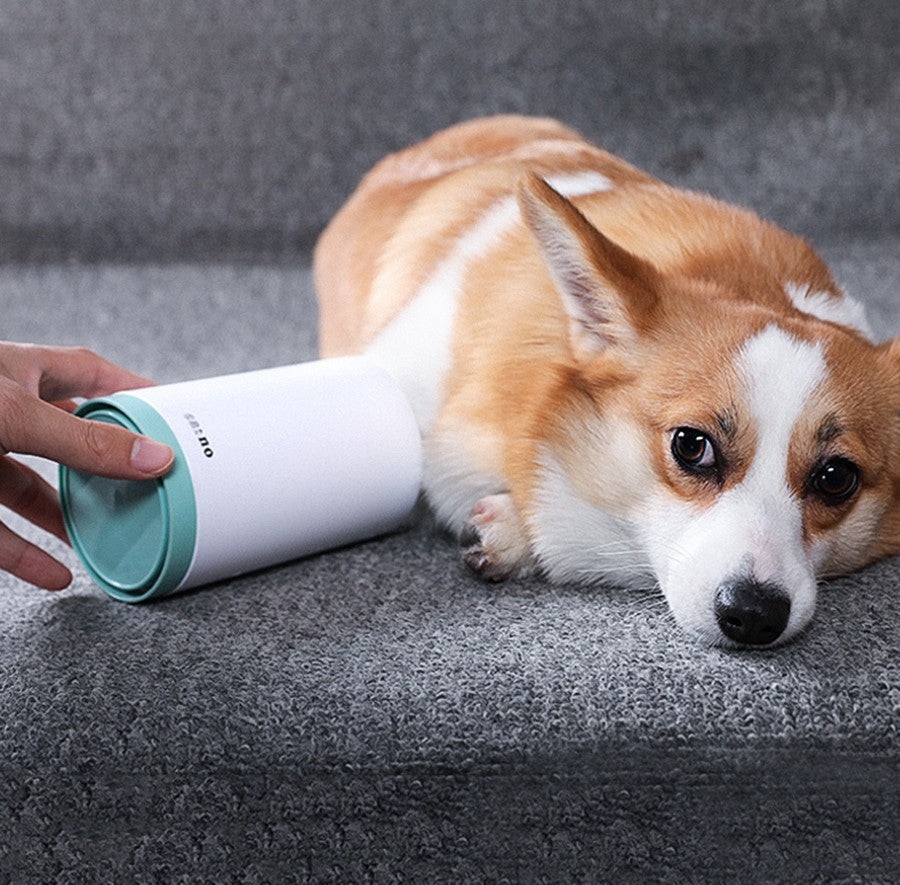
[[184, 413, 214, 458]]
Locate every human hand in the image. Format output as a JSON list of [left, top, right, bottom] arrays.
[[0, 342, 174, 590]]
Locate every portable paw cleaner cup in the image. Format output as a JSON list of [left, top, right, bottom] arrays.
[[59, 357, 422, 602]]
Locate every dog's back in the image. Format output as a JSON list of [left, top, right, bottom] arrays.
[[315, 116, 650, 354], [315, 115, 852, 360]]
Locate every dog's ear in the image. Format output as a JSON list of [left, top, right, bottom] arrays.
[[876, 336, 900, 557], [885, 336, 900, 429], [887, 336, 900, 365], [881, 337, 900, 411], [517, 173, 660, 360]]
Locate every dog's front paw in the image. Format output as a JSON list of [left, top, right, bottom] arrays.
[[459, 494, 534, 582]]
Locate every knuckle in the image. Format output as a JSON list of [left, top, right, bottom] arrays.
[[0, 378, 30, 452], [7, 469, 42, 516], [69, 346, 105, 390], [80, 418, 121, 466], [11, 342, 45, 373], [0, 375, 25, 410], [0, 523, 27, 574], [72, 345, 99, 361], [4, 543, 27, 576]]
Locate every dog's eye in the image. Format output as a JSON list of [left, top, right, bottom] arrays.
[[810, 458, 860, 505], [671, 428, 717, 473]]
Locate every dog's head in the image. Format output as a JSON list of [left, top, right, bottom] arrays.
[[519, 175, 900, 646]]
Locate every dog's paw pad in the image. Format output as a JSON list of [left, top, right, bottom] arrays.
[[459, 494, 533, 582], [459, 520, 503, 581]]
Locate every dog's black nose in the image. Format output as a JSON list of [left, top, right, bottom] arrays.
[[714, 579, 791, 645]]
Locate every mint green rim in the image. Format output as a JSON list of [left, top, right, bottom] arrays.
[[59, 394, 197, 603]]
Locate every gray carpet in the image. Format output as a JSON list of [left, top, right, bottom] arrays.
[[1, 1, 897, 882]]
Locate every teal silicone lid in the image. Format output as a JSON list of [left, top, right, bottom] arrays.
[[59, 395, 197, 603]]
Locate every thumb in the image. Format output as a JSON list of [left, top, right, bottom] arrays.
[[3, 392, 174, 478]]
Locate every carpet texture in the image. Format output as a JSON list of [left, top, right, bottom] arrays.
[[0, 0, 898, 882]]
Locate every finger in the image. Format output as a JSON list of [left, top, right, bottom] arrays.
[[36, 345, 156, 402], [0, 520, 72, 590], [0, 385, 174, 479], [0, 456, 68, 542], [0, 343, 155, 402]]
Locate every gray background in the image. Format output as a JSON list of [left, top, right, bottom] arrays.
[[1, 1, 897, 881], [1, 0, 897, 261]]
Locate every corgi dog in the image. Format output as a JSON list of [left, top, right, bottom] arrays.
[[314, 115, 899, 647]]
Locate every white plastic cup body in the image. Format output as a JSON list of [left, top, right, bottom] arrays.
[[60, 357, 422, 600]]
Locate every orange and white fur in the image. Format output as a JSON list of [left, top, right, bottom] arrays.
[[315, 115, 899, 647]]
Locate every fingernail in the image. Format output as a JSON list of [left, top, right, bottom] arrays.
[[130, 438, 174, 475]]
